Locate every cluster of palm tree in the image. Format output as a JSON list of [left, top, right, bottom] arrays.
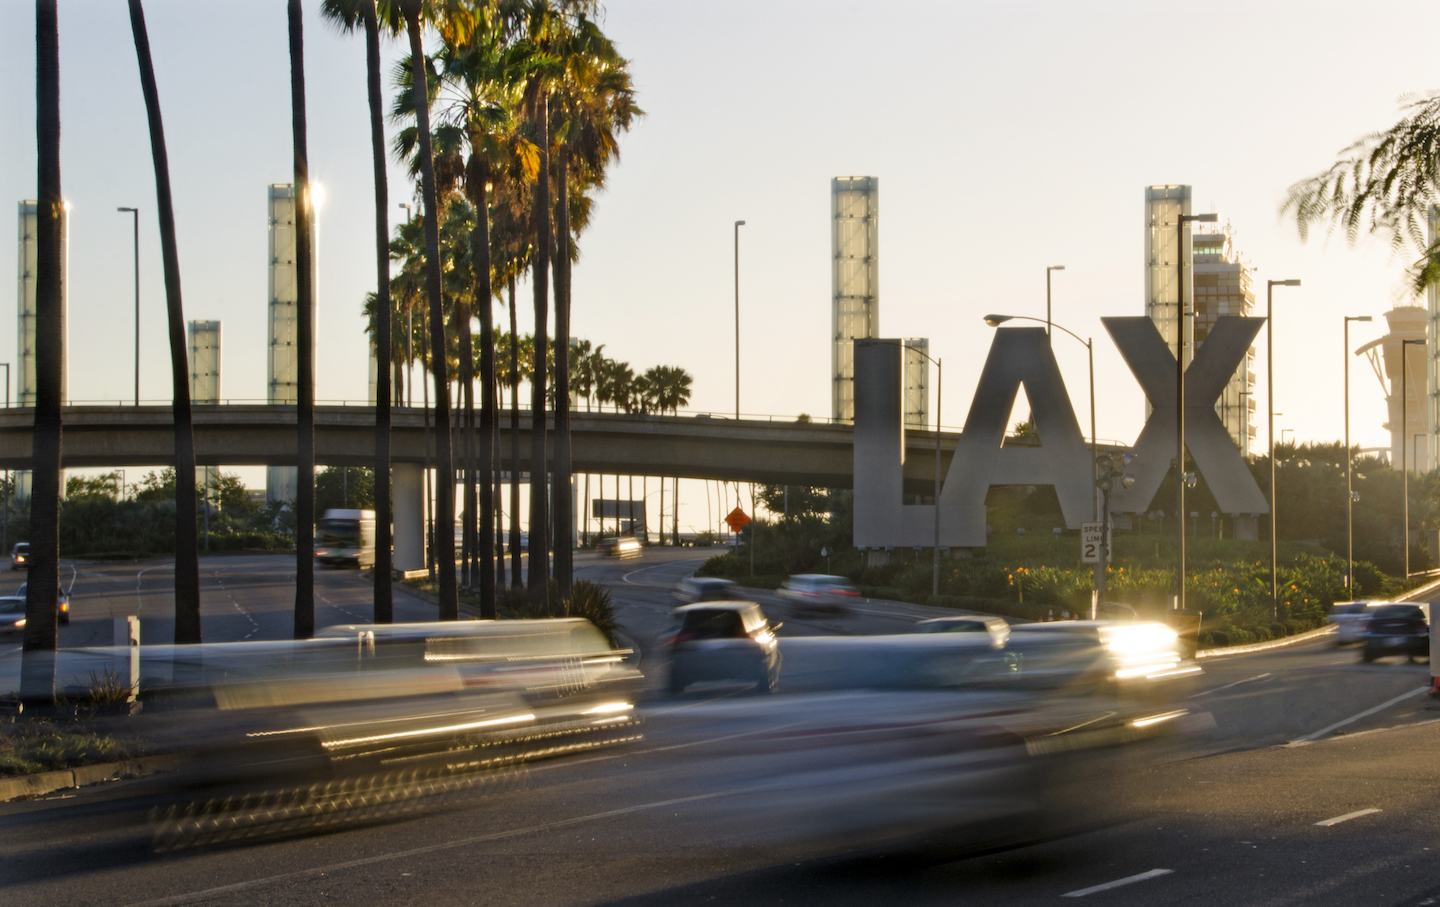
[[335, 0, 639, 615], [18, 0, 636, 700]]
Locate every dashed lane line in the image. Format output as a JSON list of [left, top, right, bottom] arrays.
[[1190, 673, 1272, 698], [1315, 808, 1381, 827], [1062, 869, 1174, 898], [209, 570, 260, 640]]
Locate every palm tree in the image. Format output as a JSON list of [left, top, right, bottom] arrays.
[[1283, 91, 1440, 293], [321, 0, 398, 623], [546, 11, 639, 596], [285, 0, 319, 639], [398, 0, 459, 619], [126, 0, 202, 644], [21, 0, 62, 704], [430, 13, 534, 616]]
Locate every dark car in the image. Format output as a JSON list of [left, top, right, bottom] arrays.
[[16, 583, 69, 624], [595, 536, 642, 558], [0, 594, 67, 632], [1360, 604, 1430, 663], [664, 602, 781, 695], [10, 543, 28, 571]]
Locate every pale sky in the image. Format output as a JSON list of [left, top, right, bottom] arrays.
[[4, 1, 1439, 529]]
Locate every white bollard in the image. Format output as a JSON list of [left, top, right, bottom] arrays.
[[113, 615, 140, 702]]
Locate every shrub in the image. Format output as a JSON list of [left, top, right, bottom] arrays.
[[565, 580, 620, 648]]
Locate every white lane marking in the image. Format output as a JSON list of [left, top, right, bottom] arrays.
[[1062, 869, 1174, 898], [1315, 808, 1381, 827], [1288, 686, 1429, 744], [1190, 673, 1271, 698], [621, 560, 701, 586], [134, 565, 161, 614], [117, 790, 731, 907], [209, 570, 260, 640]]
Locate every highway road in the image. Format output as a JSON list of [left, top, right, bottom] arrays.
[[2, 547, 1438, 906]]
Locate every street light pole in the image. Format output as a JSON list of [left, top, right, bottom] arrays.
[[1046, 265, 1065, 347], [734, 220, 745, 421], [1344, 315, 1372, 592], [1403, 337, 1425, 577], [1176, 213, 1218, 611], [117, 207, 139, 405], [1266, 277, 1301, 619], [398, 203, 412, 408]]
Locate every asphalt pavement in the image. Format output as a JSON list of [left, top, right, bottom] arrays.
[[2, 546, 1438, 906]]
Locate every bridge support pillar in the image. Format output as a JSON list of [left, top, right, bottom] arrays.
[[394, 463, 425, 572]]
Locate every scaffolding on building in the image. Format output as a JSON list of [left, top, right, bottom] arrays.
[[831, 176, 879, 423]]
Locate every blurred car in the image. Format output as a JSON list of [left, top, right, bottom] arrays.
[[1006, 620, 1198, 690], [1096, 601, 1140, 621], [10, 543, 28, 571], [16, 582, 69, 624], [1359, 603, 1430, 663], [665, 602, 781, 694], [0, 596, 24, 634], [0, 592, 66, 629], [912, 615, 1010, 647], [595, 536, 642, 558], [673, 576, 741, 603], [778, 574, 860, 614], [1328, 600, 1386, 646]]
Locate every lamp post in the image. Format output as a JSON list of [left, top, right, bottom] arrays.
[[1402, 337, 1425, 577], [984, 314, 1098, 602], [874, 339, 944, 596], [1266, 277, 1302, 619], [734, 220, 745, 421], [1045, 265, 1065, 347], [1, 362, 8, 558], [117, 207, 139, 405], [398, 203, 412, 408], [1176, 212, 1219, 611]]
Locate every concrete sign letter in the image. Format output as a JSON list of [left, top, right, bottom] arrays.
[[1102, 316, 1268, 515]]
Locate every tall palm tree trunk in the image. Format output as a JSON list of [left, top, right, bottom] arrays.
[[362, 0, 392, 623], [552, 148, 573, 597], [21, 0, 62, 705], [493, 368, 503, 592], [465, 153, 496, 617], [528, 89, 551, 610], [129, 0, 200, 644], [288, 0, 317, 639], [508, 276, 521, 589], [404, 6, 458, 619]]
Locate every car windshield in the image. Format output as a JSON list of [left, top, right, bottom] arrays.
[[680, 609, 746, 640], [1371, 605, 1425, 621], [13, 545, 27, 555], [917, 620, 986, 633], [0, 597, 22, 614]]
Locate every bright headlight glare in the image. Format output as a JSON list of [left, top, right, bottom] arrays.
[[582, 701, 634, 715], [1101, 623, 1178, 657]]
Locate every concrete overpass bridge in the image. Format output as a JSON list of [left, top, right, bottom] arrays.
[[0, 405, 958, 569]]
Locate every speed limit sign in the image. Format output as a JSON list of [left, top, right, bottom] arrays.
[[1081, 522, 1108, 563]]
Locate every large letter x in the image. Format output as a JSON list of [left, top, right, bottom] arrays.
[[1101, 316, 1269, 516]]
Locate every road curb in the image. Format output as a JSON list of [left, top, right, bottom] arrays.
[[1197, 623, 1336, 659], [0, 753, 181, 803]]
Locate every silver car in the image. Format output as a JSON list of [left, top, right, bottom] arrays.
[[665, 602, 781, 695], [1328, 601, 1386, 646], [778, 574, 860, 614], [912, 615, 1010, 647]]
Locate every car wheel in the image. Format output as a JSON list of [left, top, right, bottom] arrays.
[[1360, 648, 1375, 663]]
